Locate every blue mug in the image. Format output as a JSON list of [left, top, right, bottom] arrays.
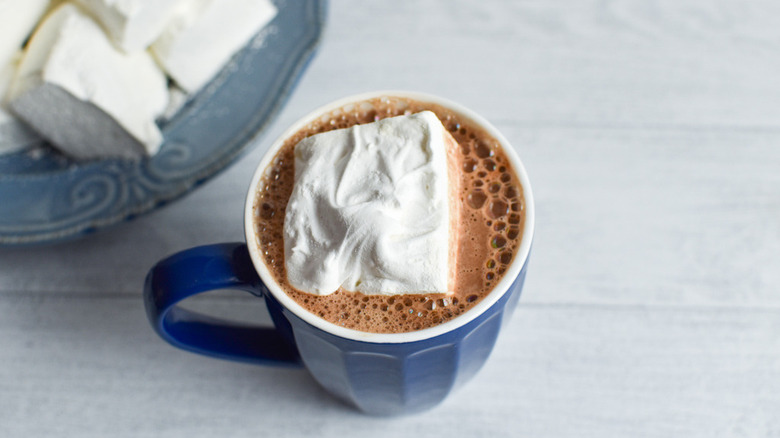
[[143, 91, 535, 416]]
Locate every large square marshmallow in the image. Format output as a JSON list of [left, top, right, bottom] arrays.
[[8, 3, 169, 160], [284, 111, 456, 296]]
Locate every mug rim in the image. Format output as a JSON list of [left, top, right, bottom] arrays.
[[244, 90, 535, 344]]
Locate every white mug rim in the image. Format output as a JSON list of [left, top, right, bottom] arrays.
[[244, 90, 535, 344]]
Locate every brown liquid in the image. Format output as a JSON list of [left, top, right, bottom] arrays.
[[252, 96, 525, 333]]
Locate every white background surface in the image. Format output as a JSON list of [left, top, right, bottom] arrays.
[[2, 1, 780, 436]]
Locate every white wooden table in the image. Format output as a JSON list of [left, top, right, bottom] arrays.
[[2, 1, 779, 436]]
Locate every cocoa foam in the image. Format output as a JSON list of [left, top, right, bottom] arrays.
[[252, 96, 526, 333]]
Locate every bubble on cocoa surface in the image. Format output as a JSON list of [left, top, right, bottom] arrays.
[[474, 141, 493, 158], [463, 158, 478, 173], [488, 200, 508, 219], [260, 202, 275, 219], [467, 190, 487, 209], [491, 235, 507, 249]]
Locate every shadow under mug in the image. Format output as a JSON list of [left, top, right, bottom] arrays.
[[143, 91, 535, 416]]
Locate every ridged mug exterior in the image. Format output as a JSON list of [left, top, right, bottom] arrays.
[[244, 91, 535, 415]]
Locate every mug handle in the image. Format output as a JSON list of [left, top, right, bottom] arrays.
[[143, 242, 301, 367]]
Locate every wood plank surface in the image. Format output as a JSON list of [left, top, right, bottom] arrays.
[[1, 297, 778, 437]]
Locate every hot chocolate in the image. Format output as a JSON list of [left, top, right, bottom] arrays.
[[252, 96, 526, 333]]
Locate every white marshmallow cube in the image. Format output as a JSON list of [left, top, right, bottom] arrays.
[[284, 112, 454, 296], [73, 0, 185, 53], [0, 0, 49, 154], [0, 0, 49, 70], [151, 0, 277, 92]]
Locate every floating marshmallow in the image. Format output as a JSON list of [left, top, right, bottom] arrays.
[[8, 3, 169, 160], [73, 0, 185, 53], [151, 0, 277, 92], [284, 112, 457, 296]]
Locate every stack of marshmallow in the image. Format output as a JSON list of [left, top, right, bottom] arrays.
[[0, 0, 277, 160]]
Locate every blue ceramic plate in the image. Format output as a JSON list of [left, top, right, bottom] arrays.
[[0, 0, 326, 245]]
